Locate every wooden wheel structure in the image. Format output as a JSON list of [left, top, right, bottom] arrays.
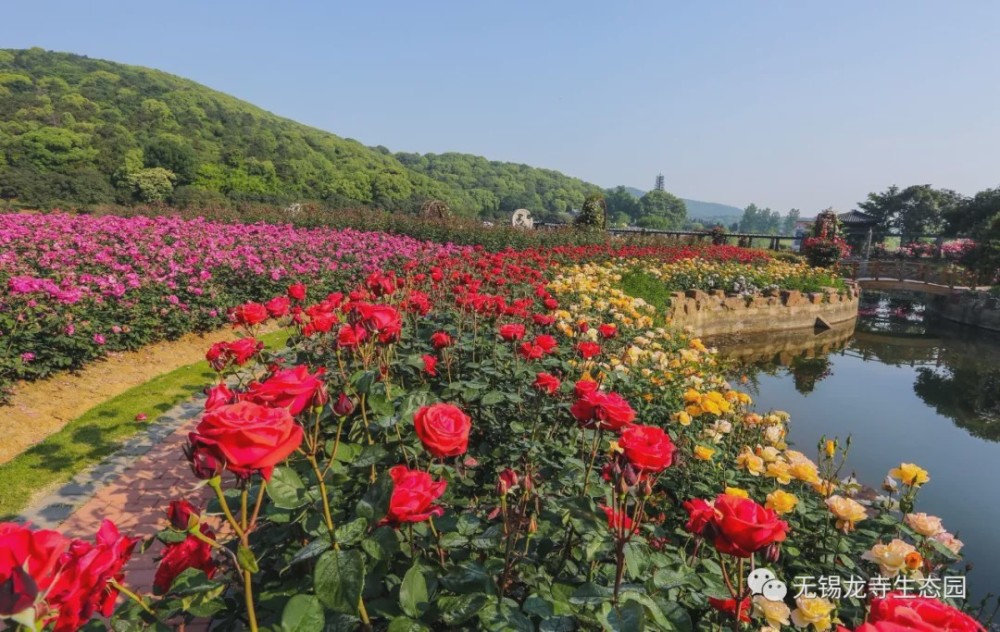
[[420, 199, 451, 219]]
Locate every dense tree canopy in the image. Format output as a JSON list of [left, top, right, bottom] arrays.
[[0, 49, 601, 217], [858, 184, 963, 242], [737, 203, 784, 234], [636, 189, 686, 229]]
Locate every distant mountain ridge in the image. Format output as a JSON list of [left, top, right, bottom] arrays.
[[622, 187, 744, 221], [0, 48, 747, 222]]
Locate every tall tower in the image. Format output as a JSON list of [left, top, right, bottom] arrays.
[[654, 174, 665, 192]]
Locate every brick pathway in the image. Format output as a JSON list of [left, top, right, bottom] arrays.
[[18, 396, 215, 595]]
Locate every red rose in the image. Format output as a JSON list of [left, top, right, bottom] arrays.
[[287, 282, 307, 301], [576, 341, 601, 359], [533, 372, 561, 395], [574, 379, 599, 398], [365, 272, 396, 297], [598, 323, 618, 339], [619, 424, 675, 472], [188, 401, 303, 480], [406, 291, 431, 315], [413, 403, 471, 458], [167, 500, 200, 531], [430, 331, 453, 349], [709, 494, 789, 558], [499, 323, 526, 341], [534, 335, 557, 353], [708, 597, 751, 623], [570, 391, 636, 431], [867, 593, 985, 631], [153, 524, 217, 594], [422, 354, 438, 376], [356, 303, 402, 343], [246, 366, 326, 416], [0, 523, 69, 619], [543, 297, 559, 310], [337, 323, 366, 348], [497, 468, 519, 495], [682, 498, 717, 535], [533, 313, 556, 327], [231, 302, 268, 326], [600, 504, 638, 534], [265, 296, 290, 317], [577, 321, 590, 333], [308, 311, 338, 334], [381, 465, 447, 526], [46, 520, 137, 631], [519, 342, 544, 360], [204, 383, 235, 411], [333, 393, 356, 417], [227, 337, 262, 365]]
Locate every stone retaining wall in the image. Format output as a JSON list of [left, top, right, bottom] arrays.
[[665, 283, 860, 337], [929, 291, 1000, 332]]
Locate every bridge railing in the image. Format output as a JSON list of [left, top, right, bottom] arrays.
[[844, 260, 979, 289]]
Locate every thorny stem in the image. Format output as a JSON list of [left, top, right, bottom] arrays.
[[308, 454, 337, 546], [110, 579, 156, 617]]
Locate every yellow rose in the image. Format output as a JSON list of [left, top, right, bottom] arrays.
[[724, 486, 749, 498], [766, 490, 798, 515], [673, 411, 692, 426], [862, 538, 916, 577], [694, 445, 715, 461], [766, 461, 792, 485], [757, 446, 781, 463], [825, 495, 868, 533], [889, 463, 929, 487], [737, 447, 766, 476], [790, 596, 836, 631], [824, 440, 836, 458], [754, 595, 791, 628], [904, 512, 945, 537], [790, 461, 821, 485]]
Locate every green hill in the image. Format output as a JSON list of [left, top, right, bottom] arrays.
[[622, 187, 744, 221], [0, 48, 597, 217]]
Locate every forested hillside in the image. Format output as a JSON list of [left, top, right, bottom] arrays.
[[0, 48, 598, 216]]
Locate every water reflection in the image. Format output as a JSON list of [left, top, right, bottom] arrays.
[[708, 290, 1000, 601]]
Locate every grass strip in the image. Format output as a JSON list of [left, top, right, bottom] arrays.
[[0, 329, 292, 519]]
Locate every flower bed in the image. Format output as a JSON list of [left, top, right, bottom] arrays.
[[2, 244, 981, 631], [0, 212, 465, 401]]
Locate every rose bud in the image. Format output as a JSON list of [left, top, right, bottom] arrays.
[[333, 393, 356, 417], [497, 469, 519, 495], [765, 542, 782, 563], [167, 500, 200, 531], [184, 439, 223, 480]]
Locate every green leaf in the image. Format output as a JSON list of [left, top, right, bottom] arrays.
[[356, 471, 393, 526], [167, 568, 217, 596], [440, 562, 495, 595], [539, 617, 575, 632], [335, 517, 369, 546], [280, 595, 325, 632], [286, 538, 332, 568], [438, 594, 489, 625], [386, 618, 431, 632], [267, 466, 307, 509], [605, 600, 645, 631], [400, 564, 430, 618], [481, 390, 504, 406], [570, 582, 609, 606], [351, 370, 377, 394], [314, 550, 365, 615], [237, 544, 259, 573], [352, 444, 388, 468]]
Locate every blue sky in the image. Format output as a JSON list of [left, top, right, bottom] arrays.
[[5, 1, 1000, 213]]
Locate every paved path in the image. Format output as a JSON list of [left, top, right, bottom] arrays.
[[17, 395, 214, 596]]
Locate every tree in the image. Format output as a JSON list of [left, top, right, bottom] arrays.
[[637, 190, 686, 229], [783, 209, 801, 235], [126, 167, 175, 202], [604, 186, 640, 224], [858, 185, 964, 242], [575, 193, 606, 229]]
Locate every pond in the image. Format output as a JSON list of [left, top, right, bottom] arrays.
[[711, 290, 1000, 604]]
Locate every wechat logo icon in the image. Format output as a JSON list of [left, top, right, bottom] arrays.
[[747, 568, 787, 602]]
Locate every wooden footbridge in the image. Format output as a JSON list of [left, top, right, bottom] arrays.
[[843, 260, 986, 295]]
